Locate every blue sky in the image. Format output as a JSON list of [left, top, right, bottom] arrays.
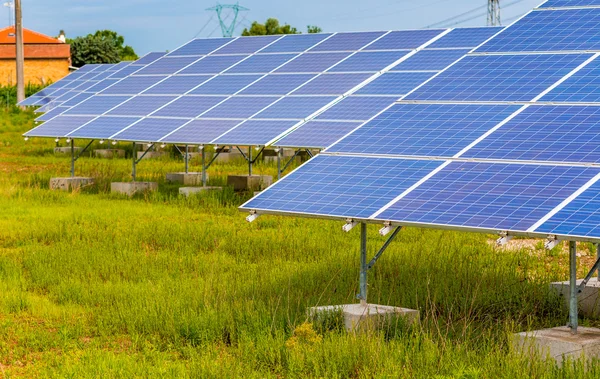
[[21, 0, 542, 55]]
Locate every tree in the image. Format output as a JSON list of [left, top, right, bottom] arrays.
[[307, 25, 322, 34], [70, 35, 120, 67], [241, 18, 321, 36], [91, 30, 138, 61]]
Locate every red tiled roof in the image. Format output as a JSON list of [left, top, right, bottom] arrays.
[[0, 26, 63, 44]]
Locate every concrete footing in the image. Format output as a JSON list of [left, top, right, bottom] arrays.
[[213, 150, 245, 163], [179, 186, 222, 197], [309, 303, 419, 331], [514, 326, 600, 363], [551, 278, 600, 318], [227, 175, 273, 191], [94, 149, 125, 159], [54, 147, 82, 155], [111, 182, 158, 196], [49, 177, 94, 191], [166, 172, 206, 186], [137, 151, 167, 160]]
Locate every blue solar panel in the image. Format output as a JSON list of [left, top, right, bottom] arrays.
[[109, 65, 143, 79], [363, 30, 445, 50], [476, 9, 600, 53], [355, 72, 435, 96], [292, 73, 372, 95], [276, 52, 351, 73], [540, 0, 600, 7], [377, 162, 600, 232], [203, 96, 279, 118], [190, 75, 262, 95], [85, 79, 119, 93], [133, 56, 199, 75], [152, 96, 227, 118], [328, 103, 520, 156], [89, 71, 116, 81], [24, 116, 95, 137], [255, 96, 336, 119], [62, 92, 94, 106], [261, 33, 333, 53], [214, 35, 281, 55], [179, 55, 249, 74], [168, 38, 232, 56], [36, 106, 71, 122], [77, 64, 102, 72], [226, 53, 298, 73], [107, 96, 177, 116], [465, 105, 600, 163], [160, 119, 241, 144], [407, 53, 591, 102], [69, 80, 99, 91], [391, 49, 469, 71], [134, 52, 167, 65], [111, 118, 190, 142], [144, 75, 213, 95], [276, 121, 362, 148], [101, 76, 167, 95], [316, 96, 397, 121], [65, 96, 132, 115], [214, 120, 298, 145], [427, 27, 502, 48], [541, 58, 600, 102], [241, 155, 443, 218], [20, 95, 46, 106], [328, 51, 410, 72], [68, 116, 140, 139], [240, 74, 316, 95], [536, 180, 600, 238], [309, 31, 386, 52]]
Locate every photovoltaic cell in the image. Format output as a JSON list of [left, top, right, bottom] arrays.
[[355, 72, 435, 96], [309, 31, 386, 52], [427, 27, 502, 48], [65, 96, 132, 115], [541, 57, 600, 102], [111, 118, 191, 142], [107, 95, 177, 116], [133, 56, 199, 75], [179, 55, 249, 74], [168, 38, 232, 56], [406, 53, 591, 102], [160, 119, 241, 144], [328, 51, 410, 73], [275, 120, 362, 148], [241, 155, 443, 218], [68, 116, 140, 139], [201, 96, 280, 119], [291, 73, 372, 95], [109, 65, 144, 79], [62, 92, 94, 106], [101, 76, 167, 95], [276, 52, 351, 73], [85, 79, 119, 93], [213, 119, 298, 145], [214, 35, 281, 55], [476, 8, 600, 53], [316, 96, 398, 121], [465, 105, 600, 163], [377, 162, 600, 232], [328, 103, 520, 157], [144, 75, 214, 95], [36, 106, 71, 122], [391, 49, 470, 71], [540, 0, 600, 7], [255, 96, 336, 119], [134, 52, 167, 65], [225, 53, 298, 73], [24, 116, 95, 137], [363, 29, 445, 50], [190, 75, 262, 95], [240, 74, 316, 95], [260, 33, 333, 53], [152, 96, 227, 118]]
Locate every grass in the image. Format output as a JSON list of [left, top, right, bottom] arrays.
[[1, 107, 600, 377]]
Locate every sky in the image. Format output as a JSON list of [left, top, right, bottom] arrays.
[[19, 0, 543, 55]]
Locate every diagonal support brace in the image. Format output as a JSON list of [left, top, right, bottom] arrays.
[[236, 146, 265, 164], [367, 226, 402, 270], [578, 256, 600, 294]]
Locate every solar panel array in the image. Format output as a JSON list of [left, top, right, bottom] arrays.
[[242, 0, 600, 242], [23, 27, 500, 148]]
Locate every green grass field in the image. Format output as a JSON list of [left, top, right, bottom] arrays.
[[1, 108, 600, 377]]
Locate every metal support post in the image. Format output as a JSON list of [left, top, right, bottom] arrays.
[[185, 145, 189, 174], [70, 139, 75, 177], [132, 142, 137, 182], [277, 148, 281, 180], [569, 241, 578, 334], [359, 222, 368, 307], [248, 146, 253, 176], [597, 243, 599, 281], [201, 147, 207, 187]]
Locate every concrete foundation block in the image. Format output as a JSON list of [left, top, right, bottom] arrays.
[[94, 149, 125, 159], [137, 151, 167, 160], [49, 177, 94, 191], [227, 175, 273, 191], [213, 151, 245, 163], [165, 172, 207, 186], [54, 147, 82, 155], [111, 182, 158, 196], [309, 303, 419, 332], [551, 278, 600, 318], [179, 186, 222, 197], [514, 326, 600, 363]]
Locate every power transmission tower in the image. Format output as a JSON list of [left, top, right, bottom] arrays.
[[206, 2, 249, 38], [487, 0, 501, 26]]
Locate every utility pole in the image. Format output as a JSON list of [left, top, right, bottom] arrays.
[[206, 2, 249, 37], [487, 0, 501, 27], [14, 0, 24, 104]]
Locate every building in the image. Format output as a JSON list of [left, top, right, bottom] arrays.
[[0, 26, 70, 86]]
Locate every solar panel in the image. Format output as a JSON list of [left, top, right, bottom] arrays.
[[309, 31, 386, 52], [540, 0, 600, 7], [144, 75, 214, 95], [109, 65, 143, 79], [276, 52, 351, 73], [291, 73, 372, 95], [391, 49, 470, 71], [275, 120, 362, 148], [160, 119, 241, 144], [202, 96, 280, 118], [327, 103, 521, 157], [65, 96, 132, 115], [106, 95, 177, 116], [240, 74, 317, 95], [427, 27, 502, 48], [152, 96, 227, 118], [213, 35, 281, 55], [260, 33, 333, 53], [476, 8, 600, 53], [190, 75, 262, 95], [213, 120, 299, 145], [540, 57, 600, 102], [133, 56, 199, 75], [62, 92, 94, 106], [376, 162, 600, 232], [406, 53, 591, 102], [240, 155, 443, 218], [179, 55, 249, 74], [355, 72, 435, 96], [24, 116, 95, 137], [85, 79, 119, 93], [254, 96, 336, 119], [111, 118, 190, 142], [101, 76, 167, 95], [67, 116, 140, 139], [134, 52, 167, 65], [363, 29, 445, 50], [327, 51, 410, 72], [225, 54, 298, 74], [168, 38, 232, 56], [36, 106, 71, 122], [316, 96, 400, 121]]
